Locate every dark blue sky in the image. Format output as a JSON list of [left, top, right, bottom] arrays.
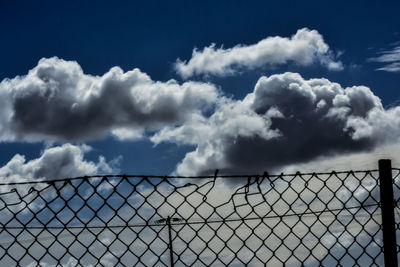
[[1, 0, 400, 175]]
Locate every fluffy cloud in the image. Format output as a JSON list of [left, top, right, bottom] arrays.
[[0, 144, 120, 182], [152, 72, 400, 175], [175, 28, 343, 78], [368, 44, 400, 72], [0, 57, 218, 142]]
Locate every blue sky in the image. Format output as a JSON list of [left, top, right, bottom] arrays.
[[1, 0, 400, 179]]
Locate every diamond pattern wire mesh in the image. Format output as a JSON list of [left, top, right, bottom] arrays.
[[391, 168, 400, 264], [0, 169, 390, 266]]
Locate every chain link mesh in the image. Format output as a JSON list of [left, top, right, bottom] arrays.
[[0, 169, 395, 266], [391, 168, 400, 264]]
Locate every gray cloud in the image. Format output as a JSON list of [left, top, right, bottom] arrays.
[[0, 144, 120, 182], [175, 28, 343, 79], [152, 72, 400, 175], [368, 45, 400, 72], [0, 57, 218, 142]]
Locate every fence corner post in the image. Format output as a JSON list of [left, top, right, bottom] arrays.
[[379, 159, 398, 266]]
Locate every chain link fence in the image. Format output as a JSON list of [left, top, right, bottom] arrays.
[[0, 161, 399, 266]]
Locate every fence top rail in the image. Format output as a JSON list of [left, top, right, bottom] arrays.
[[0, 168, 382, 186]]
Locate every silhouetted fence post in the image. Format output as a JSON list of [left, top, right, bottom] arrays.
[[379, 159, 398, 266], [166, 216, 175, 267], [155, 216, 180, 266]]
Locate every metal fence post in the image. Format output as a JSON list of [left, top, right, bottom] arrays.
[[379, 159, 398, 266], [167, 216, 175, 267]]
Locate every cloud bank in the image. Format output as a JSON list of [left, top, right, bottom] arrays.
[[152, 72, 400, 175], [1, 39, 398, 177], [368, 44, 400, 72], [175, 28, 343, 78], [0, 144, 119, 183], [0, 57, 218, 142]]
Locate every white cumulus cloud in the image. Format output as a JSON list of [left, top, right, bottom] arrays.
[[0, 144, 120, 183], [0, 57, 218, 142], [151, 72, 400, 175], [175, 28, 343, 78]]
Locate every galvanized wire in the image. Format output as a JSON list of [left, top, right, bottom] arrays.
[[0, 169, 392, 266]]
